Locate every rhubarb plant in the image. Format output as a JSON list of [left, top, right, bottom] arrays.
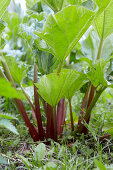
[[0, 0, 113, 142]]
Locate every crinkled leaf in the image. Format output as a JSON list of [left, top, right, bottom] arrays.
[[25, 0, 41, 9], [29, 12, 46, 22], [101, 34, 113, 60], [41, 0, 64, 12], [36, 69, 86, 106], [0, 119, 19, 135], [0, 78, 25, 99], [34, 50, 59, 75], [34, 143, 46, 161], [77, 28, 113, 62], [81, 0, 96, 11], [35, 1, 111, 62], [87, 59, 108, 87], [0, 0, 11, 20], [78, 29, 99, 63], [34, 5, 95, 61], [94, 1, 113, 39]]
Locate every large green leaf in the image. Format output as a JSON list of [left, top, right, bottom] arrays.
[[0, 78, 25, 99], [35, 0, 111, 62], [0, 0, 11, 20], [35, 6, 95, 62], [94, 1, 113, 39], [36, 69, 86, 106], [65, 73, 86, 99]]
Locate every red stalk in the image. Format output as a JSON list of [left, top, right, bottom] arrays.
[[34, 64, 45, 140], [68, 99, 74, 131], [51, 106, 57, 141], [57, 98, 66, 138], [99, 134, 111, 141], [46, 104, 57, 141], [82, 84, 95, 134], [46, 104, 53, 139], [77, 87, 89, 130], [77, 84, 95, 134], [2, 60, 39, 141], [15, 99, 39, 141]]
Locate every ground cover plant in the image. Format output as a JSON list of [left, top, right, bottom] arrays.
[[0, 0, 113, 169]]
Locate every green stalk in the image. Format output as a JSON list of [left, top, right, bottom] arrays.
[[57, 60, 64, 75], [2, 60, 16, 88], [78, 86, 106, 133], [96, 11, 106, 60], [0, 69, 7, 79], [68, 99, 74, 131], [20, 84, 36, 115]]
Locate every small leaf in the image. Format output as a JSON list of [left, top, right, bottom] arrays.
[[87, 59, 108, 87], [45, 162, 57, 170], [0, 119, 19, 135], [95, 159, 106, 170], [4, 56, 27, 84], [16, 154, 31, 169], [0, 20, 5, 33], [0, 113, 18, 120], [34, 143, 46, 161], [0, 78, 25, 99], [0, 155, 8, 165]]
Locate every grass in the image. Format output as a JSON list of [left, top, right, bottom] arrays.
[[0, 89, 113, 170], [0, 126, 113, 169]]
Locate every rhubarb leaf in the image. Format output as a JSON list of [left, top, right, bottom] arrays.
[[35, 0, 111, 62], [36, 69, 86, 106], [34, 5, 95, 61], [65, 73, 86, 99], [0, 78, 25, 99], [94, 1, 113, 39], [87, 59, 108, 87]]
